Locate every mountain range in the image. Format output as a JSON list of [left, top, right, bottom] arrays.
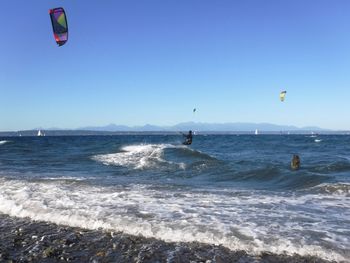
[[1, 122, 343, 137], [79, 122, 327, 132]]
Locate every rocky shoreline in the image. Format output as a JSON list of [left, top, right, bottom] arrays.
[[0, 213, 336, 263]]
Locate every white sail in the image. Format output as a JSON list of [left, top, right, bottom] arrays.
[[37, 130, 43, 136], [255, 129, 259, 135]]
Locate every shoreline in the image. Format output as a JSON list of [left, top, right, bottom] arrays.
[[0, 213, 336, 263]]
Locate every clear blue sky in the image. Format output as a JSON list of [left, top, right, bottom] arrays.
[[1, 0, 350, 131]]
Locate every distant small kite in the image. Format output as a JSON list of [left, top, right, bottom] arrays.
[[193, 108, 196, 113], [280, 91, 287, 102], [49, 7, 68, 46]]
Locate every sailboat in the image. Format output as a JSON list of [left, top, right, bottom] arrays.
[[255, 129, 259, 135], [37, 130, 43, 136]]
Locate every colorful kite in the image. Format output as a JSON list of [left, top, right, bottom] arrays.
[[49, 7, 68, 46]]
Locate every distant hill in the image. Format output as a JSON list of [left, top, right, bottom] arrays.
[[81, 124, 131, 131], [79, 122, 328, 132], [0, 122, 336, 137]]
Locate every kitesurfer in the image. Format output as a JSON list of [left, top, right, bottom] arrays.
[[183, 130, 193, 145], [291, 154, 300, 170]]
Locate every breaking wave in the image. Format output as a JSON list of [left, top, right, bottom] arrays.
[[309, 183, 350, 197], [92, 144, 186, 169], [92, 143, 217, 171], [0, 178, 348, 262]]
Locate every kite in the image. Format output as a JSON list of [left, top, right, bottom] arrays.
[[49, 7, 68, 46], [280, 91, 287, 102]]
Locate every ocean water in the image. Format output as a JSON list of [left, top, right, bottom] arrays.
[[0, 135, 349, 261]]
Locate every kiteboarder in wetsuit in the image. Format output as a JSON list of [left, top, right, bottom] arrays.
[[183, 130, 193, 145], [291, 154, 300, 170]]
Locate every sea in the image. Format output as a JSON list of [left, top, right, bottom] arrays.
[[0, 134, 349, 262]]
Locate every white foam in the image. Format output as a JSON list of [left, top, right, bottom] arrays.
[[0, 178, 349, 262], [310, 183, 350, 196], [0, 140, 9, 145], [92, 144, 185, 170]]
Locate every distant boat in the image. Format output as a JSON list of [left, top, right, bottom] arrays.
[[255, 129, 259, 135], [37, 130, 44, 136]]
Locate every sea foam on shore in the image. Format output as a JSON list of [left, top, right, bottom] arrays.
[[0, 213, 337, 263]]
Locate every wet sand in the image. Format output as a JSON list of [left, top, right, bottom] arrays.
[[0, 213, 336, 263]]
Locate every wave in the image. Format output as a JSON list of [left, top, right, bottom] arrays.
[[0, 140, 9, 145], [92, 144, 217, 171], [309, 160, 350, 174], [338, 155, 350, 161], [0, 178, 348, 262], [215, 164, 333, 190], [92, 144, 185, 170], [309, 183, 350, 197], [236, 166, 282, 182], [174, 146, 218, 161]]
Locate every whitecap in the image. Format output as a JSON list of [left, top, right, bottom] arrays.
[[92, 144, 185, 170], [309, 183, 350, 196]]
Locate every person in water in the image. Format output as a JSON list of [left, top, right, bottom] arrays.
[[183, 130, 193, 145], [291, 154, 300, 170]]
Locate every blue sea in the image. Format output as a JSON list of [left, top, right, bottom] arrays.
[[0, 134, 349, 262]]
